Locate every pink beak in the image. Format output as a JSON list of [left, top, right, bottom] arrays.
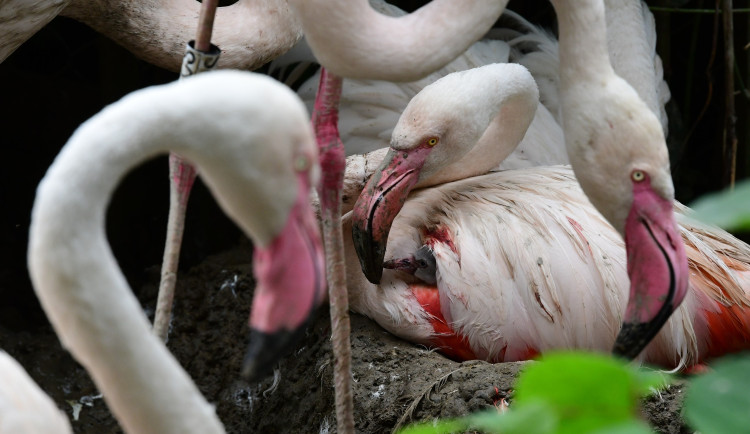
[[351, 145, 433, 284], [613, 179, 689, 359], [242, 173, 327, 380]]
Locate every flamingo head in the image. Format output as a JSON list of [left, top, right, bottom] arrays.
[[241, 163, 327, 381], [180, 72, 327, 380], [239, 131, 326, 382], [611, 168, 688, 360], [564, 77, 689, 360], [352, 64, 538, 283]]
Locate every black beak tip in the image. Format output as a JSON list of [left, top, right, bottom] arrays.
[[364, 264, 383, 285], [352, 225, 385, 285], [241, 322, 311, 382], [612, 321, 653, 361]]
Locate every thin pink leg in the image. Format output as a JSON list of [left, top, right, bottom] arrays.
[[153, 0, 218, 342], [153, 154, 197, 342], [313, 67, 354, 434]]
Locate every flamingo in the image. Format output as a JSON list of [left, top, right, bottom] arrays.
[[346, 63, 750, 369], [287, 1, 516, 431], [27, 70, 326, 433], [1, 0, 301, 71], [0, 351, 72, 433], [550, 0, 689, 359]]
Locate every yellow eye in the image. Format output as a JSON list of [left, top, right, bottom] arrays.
[[294, 154, 310, 172], [631, 170, 645, 182], [427, 138, 438, 147]]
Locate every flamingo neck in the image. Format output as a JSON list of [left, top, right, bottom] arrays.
[[551, 0, 613, 86], [290, 0, 509, 81], [28, 88, 225, 434]]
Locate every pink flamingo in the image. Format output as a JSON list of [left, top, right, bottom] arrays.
[[28, 71, 325, 433]]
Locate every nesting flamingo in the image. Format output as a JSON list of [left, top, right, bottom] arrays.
[[346, 63, 750, 370], [27, 71, 326, 433], [288, 1, 514, 431], [0, 351, 72, 433]]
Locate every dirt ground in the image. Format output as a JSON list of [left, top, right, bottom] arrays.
[[1, 242, 691, 433]]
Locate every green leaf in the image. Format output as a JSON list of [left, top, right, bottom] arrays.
[[684, 353, 750, 433], [397, 418, 466, 434], [589, 420, 653, 434], [512, 352, 655, 434], [468, 401, 557, 434], [689, 179, 750, 230]]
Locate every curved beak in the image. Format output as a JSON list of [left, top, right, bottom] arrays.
[[242, 173, 326, 381], [351, 146, 433, 284], [612, 185, 689, 360]]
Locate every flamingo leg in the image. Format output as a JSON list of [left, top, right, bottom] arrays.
[[312, 67, 354, 434], [153, 155, 198, 341], [153, 0, 220, 342]]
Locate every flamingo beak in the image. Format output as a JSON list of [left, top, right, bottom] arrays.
[[242, 173, 326, 381], [612, 184, 689, 360], [351, 146, 433, 284]]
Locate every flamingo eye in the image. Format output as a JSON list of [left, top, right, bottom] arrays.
[[294, 154, 310, 172], [631, 170, 645, 182], [427, 138, 438, 147]]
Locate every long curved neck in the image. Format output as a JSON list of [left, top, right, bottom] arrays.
[[29, 93, 225, 433], [290, 0, 509, 81], [61, 0, 301, 72], [551, 0, 613, 88], [604, 0, 667, 131]]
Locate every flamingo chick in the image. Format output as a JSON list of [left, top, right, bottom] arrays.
[[349, 63, 750, 367], [28, 70, 325, 433]]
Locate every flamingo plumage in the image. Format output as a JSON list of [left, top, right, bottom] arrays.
[[27, 70, 325, 433], [346, 63, 750, 370], [1, 0, 301, 71], [0, 351, 72, 433]]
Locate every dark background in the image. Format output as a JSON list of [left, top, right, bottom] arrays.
[[1, 0, 748, 336]]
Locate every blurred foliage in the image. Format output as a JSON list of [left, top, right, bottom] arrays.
[[690, 179, 750, 230], [399, 352, 669, 434], [683, 353, 750, 433]]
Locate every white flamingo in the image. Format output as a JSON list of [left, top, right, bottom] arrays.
[[550, 0, 689, 358], [1, 0, 301, 71], [27, 70, 326, 433], [0, 351, 72, 433], [345, 63, 750, 369]]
